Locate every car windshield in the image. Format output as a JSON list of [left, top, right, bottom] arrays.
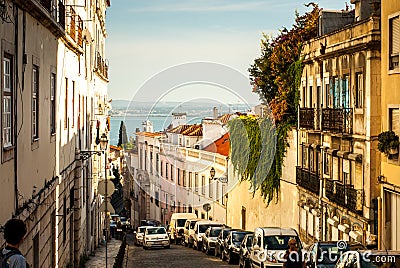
[[317, 245, 343, 264], [199, 225, 210, 233], [263, 235, 301, 250], [223, 229, 231, 238], [232, 233, 246, 243], [177, 219, 187, 227], [246, 236, 253, 246], [139, 227, 147, 233], [210, 229, 222, 237], [190, 221, 197, 229], [147, 228, 166, 235]]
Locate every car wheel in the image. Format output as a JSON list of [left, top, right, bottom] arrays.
[[202, 243, 206, 253], [143, 246, 148, 250], [164, 245, 170, 249], [205, 245, 210, 255], [193, 241, 197, 250]]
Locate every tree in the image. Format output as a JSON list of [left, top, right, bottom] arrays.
[[117, 121, 128, 148], [229, 3, 320, 205]]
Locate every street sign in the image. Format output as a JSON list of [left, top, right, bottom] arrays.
[[203, 203, 211, 212], [99, 201, 115, 213], [98, 180, 115, 196]]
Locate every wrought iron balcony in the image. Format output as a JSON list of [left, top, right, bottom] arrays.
[[321, 108, 353, 134], [325, 179, 363, 214], [299, 108, 315, 129], [296, 167, 320, 195], [95, 52, 109, 80], [14, 0, 65, 37]]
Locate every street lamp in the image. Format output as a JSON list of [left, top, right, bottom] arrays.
[[99, 132, 110, 268], [210, 167, 228, 183]]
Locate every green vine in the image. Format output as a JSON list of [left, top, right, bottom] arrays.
[[229, 3, 319, 204]]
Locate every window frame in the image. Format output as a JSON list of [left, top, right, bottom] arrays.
[[389, 14, 400, 72], [50, 73, 56, 134], [32, 65, 39, 140], [3, 55, 13, 148]]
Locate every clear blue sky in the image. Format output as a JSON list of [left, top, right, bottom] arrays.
[[106, 0, 349, 103]]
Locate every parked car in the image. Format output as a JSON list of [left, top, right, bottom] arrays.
[[306, 241, 365, 268], [134, 226, 148, 246], [183, 218, 201, 247], [193, 221, 224, 251], [143, 226, 170, 249], [202, 227, 223, 255], [250, 227, 301, 268], [215, 227, 234, 258], [168, 213, 197, 244], [334, 250, 400, 268], [140, 219, 161, 227], [222, 230, 252, 264], [239, 233, 253, 268], [110, 220, 117, 238]]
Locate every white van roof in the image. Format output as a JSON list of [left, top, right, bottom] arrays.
[[171, 213, 197, 220], [255, 227, 298, 236]]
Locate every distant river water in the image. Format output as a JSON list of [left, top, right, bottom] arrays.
[[109, 115, 202, 145]]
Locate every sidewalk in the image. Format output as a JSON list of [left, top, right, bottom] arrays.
[[85, 238, 122, 268]]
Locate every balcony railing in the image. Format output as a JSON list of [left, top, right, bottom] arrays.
[[296, 167, 320, 195], [299, 108, 315, 129], [95, 52, 109, 80], [325, 179, 363, 214], [321, 108, 353, 134]]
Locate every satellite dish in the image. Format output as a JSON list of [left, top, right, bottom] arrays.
[[97, 180, 115, 196], [203, 203, 211, 212]]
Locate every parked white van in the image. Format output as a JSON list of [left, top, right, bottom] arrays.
[[192, 220, 224, 251], [250, 227, 302, 268], [168, 213, 197, 244], [183, 218, 201, 247]]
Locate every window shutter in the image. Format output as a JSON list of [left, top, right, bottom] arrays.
[[392, 17, 400, 54], [390, 108, 400, 136]]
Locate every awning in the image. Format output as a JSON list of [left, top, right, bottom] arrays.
[[347, 153, 363, 163], [326, 149, 339, 156], [337, 151, 350, 158], [338, 224, 350, 233], [327, 217, 339, 227], [349, 230, 363, 241]]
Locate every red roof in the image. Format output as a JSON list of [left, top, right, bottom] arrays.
[[135, 132, 163, 137], [203, 133, 230, 157]]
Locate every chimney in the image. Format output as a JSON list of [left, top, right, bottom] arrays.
[[213, 107, 218, 119], [351, 0, 377, 21]]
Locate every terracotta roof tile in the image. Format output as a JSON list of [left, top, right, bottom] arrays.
[[135, 132, 163, 137], [203, 133, 230, 156]]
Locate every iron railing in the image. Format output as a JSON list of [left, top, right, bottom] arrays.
[[325, 179, 363, 214], [296, 167, 320, 195], [321, 108, 353, 134], [299, 108, 315, 129]]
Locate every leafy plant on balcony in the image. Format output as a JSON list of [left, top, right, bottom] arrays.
[[230, 3, 320, 204], [378, 131, 400, 156]]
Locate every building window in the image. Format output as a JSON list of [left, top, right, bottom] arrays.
[[389, 16, 400, 70], [156, 153, 159, 174], [160, 160, 163, 177], [64, 78, 68, 128], [50, 73, 56, 134], [33, 233, 39, 268], [201, 175, 205, 195], [183, 171, 186, 187], [209, 179, 213, 198], [355, 73, 363, 108], [3, 56, 13, 148], [150, 151, 153, 174], [165, 163, 168, 179], [309, 86, 313, 108], [155, 191, 159, 207], [222, 184, 226, 205], [177, 168, 181, 185], [195, 173, 198, 192], [324, 154, 330, 176], [389, 108, 400, 160], [72, 81, 75, 127], [171, 165, 173, 181], [32, 65, 39, 140], [189, 172, 192, 188]]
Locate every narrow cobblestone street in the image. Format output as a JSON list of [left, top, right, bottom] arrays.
[[126, 235, 230, 268]]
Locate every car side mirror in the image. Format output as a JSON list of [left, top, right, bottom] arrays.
[[253, 245, 260, 251]]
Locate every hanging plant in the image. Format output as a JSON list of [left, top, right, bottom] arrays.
[[378, 131, 400, 156]]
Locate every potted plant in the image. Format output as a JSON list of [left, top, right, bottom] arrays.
[[378, 131, 400, 156]]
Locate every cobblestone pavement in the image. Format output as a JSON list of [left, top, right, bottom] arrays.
[[85, 238, 122, 268], [126, 236, 231, 268]]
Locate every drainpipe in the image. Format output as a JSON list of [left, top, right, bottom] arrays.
[[13, 4, 19, 214], [377, 196, 382, 250]]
